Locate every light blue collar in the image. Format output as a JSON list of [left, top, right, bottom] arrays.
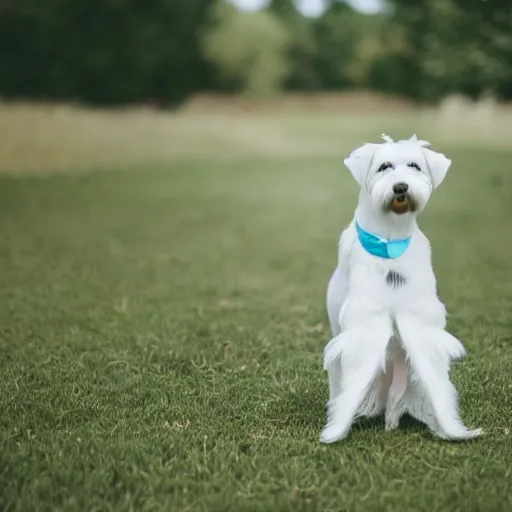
[[355, 221, 411, 259]]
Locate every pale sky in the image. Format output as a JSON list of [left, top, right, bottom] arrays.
[[230, 0, 384, 17]]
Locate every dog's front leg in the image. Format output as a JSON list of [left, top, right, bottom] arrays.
[[321, 318, 392, 444]]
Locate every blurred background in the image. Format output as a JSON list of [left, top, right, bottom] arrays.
[[1, 0, 512, 172]]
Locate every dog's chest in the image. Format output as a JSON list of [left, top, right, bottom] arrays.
[[353, 248, 423, 297], [373, 264, 410, 293], [346, 224, 435, 300], [385, 269, 407, 289]]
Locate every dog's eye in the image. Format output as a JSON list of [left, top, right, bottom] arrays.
[[377, 162, 393, 173], [407, 162, 421, 171]]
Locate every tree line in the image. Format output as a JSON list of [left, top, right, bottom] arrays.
[[0, 0, 511, 106]]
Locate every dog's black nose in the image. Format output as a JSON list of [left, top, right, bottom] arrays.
[[393, 182, 409, 194]]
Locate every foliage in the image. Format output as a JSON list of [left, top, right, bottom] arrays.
[[312, 2, 382, 90], [0, 0, 512, 104], [388, 0, 512, 100], [202, 3, 292, 97], [0, 0, 217, 106], [268, 0, 322, 91]]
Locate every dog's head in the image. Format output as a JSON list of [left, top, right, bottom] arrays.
[[344, 134, 451, 216]]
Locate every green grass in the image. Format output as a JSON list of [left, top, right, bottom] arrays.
[[1, 148, 511, 511]]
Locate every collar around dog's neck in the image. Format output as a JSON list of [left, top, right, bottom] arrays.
[[355, 221, 411, 259]]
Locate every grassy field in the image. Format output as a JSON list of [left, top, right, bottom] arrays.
[[1, 104, 511, 511], [1, 94, 512, 173]]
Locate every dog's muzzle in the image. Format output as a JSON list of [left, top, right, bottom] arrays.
[[389, 182, 414, 214]]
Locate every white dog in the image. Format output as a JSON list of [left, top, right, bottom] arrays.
[[321, 134, 482, 443]]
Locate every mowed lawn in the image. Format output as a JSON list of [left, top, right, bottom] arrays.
[[1, 148, 511, 511]]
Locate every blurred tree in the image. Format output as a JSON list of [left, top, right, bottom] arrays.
[[363, 15, 421, 99], [267, 0, 321, 90], [267, 0, 383, 92], [0, 0, 219, 106], [387, 0, 512, 101], [268, 0, 299, 18], [202, 2, 291, 97], [312, 2, 372, 90], [285, 17, 322, 90], [1, 0, 511, 104]]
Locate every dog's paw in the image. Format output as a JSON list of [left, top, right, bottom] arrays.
[[451, 428, 484, 440], [320, 422, 347, 444], [436, 427, 483, 441], [469, 428, 484, 438]]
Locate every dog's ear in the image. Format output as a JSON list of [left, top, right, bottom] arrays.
[[344, 143, 380, 186], [422, 148, 452, 189]]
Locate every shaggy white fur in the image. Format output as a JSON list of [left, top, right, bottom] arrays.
[[321, 134, 482, 443]]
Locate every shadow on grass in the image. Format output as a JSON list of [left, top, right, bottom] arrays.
[[351, 414, 429, 435], [282, 385, 434, 438]]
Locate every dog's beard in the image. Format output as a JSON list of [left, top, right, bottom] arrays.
[[369, 173, 431, 215]]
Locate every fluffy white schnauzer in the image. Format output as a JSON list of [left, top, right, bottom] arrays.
[[321, 134, 482, 443]]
